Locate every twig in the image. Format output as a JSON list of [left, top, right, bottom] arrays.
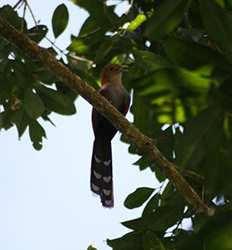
[[78, 28, 101, 39], [44, 36, 65, 55], [24, 0, 38, 26], [0, 16, 215, 216], [21, 1, 26, 32], [13, 0, 24, 9]]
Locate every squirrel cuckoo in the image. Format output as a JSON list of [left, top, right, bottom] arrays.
[[91, 64, 130, 207]]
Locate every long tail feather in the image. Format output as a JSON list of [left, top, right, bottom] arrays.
[[90, 139, 114, 207]]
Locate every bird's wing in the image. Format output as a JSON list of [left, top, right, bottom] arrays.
[[122, 93, 130, 115], [91, 87, 113, 135]]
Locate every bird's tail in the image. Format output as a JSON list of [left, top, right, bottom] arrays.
[[90, 138, 114, 207]]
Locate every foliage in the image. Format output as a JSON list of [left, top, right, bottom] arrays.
[[1, 0, 232, 249]]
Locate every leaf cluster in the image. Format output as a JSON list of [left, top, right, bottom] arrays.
[[68, 0, 232, 249], [0, 4, 78, 149]]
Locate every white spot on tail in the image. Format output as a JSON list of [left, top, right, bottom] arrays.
[[105, 200, 113, 206], [91, 183, 100, 192], [94, 155, 101, 164], [103, 176, 111, 183], [103, 189, 111, 196], [103, 159, 111, 166], [93, 170, 102, 179]]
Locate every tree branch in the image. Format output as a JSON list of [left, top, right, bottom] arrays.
[[0, 16, 214, 216]]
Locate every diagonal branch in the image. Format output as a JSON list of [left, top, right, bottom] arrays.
[[0, 16, 214, 216]]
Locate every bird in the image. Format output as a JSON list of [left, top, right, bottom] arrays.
[[90, 64, 130, 208]]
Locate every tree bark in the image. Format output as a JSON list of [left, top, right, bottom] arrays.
[[0, 16, 214, 216]]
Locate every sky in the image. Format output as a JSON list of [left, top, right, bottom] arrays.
[[0, 1, 159, 250]]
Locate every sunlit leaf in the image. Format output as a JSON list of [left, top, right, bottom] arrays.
[[128, 14, 147, 32]]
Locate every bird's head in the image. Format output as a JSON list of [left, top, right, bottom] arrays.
[[100, 64, 124, 86]]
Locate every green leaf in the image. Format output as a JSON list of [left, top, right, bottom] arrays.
[[0, 111, 13, 130], [24, 89, 45, 119], [87, 245, 98, 250], [68, 37, 89, 55], [0, 37, 11, 59], [121, 217, 144, 231], [133, 49, 172, 72], [36, 85, 76, 115], [133, 155, 153, 171], [68, 32, 108, 61], [11, 110, 28, 138], [3, 60, 33, 90], [95, 35, 132, 64], [205, 223, 232, 250], [78, 16, 102, 37], [142, 231, 166, 250], [163, 37, 231, 71], [124, 187, 154, 209], [130, 93, 157, 137], [67, 9, 121, 62], [175, 106, 223, 169], [157, 126, 177, 164], [28, 25, 48, 43], [52, 4, 69, 38], [143, 204, 184, 232], [200, 0, 232, 55], [0, 113, 3, 128], [142, 193, 161, 216], [193, 210, 232, 250], [72, 0, 120, 29], [33, 66, 57, 85], [128, 14, 147, 32], [29, 120, 46, 150], [145, 0, 192, 40], [0, 5, 27, 30], [107, 232, 143, 250], [204, 149, 232, 195], [41, 112, 55, 127]]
